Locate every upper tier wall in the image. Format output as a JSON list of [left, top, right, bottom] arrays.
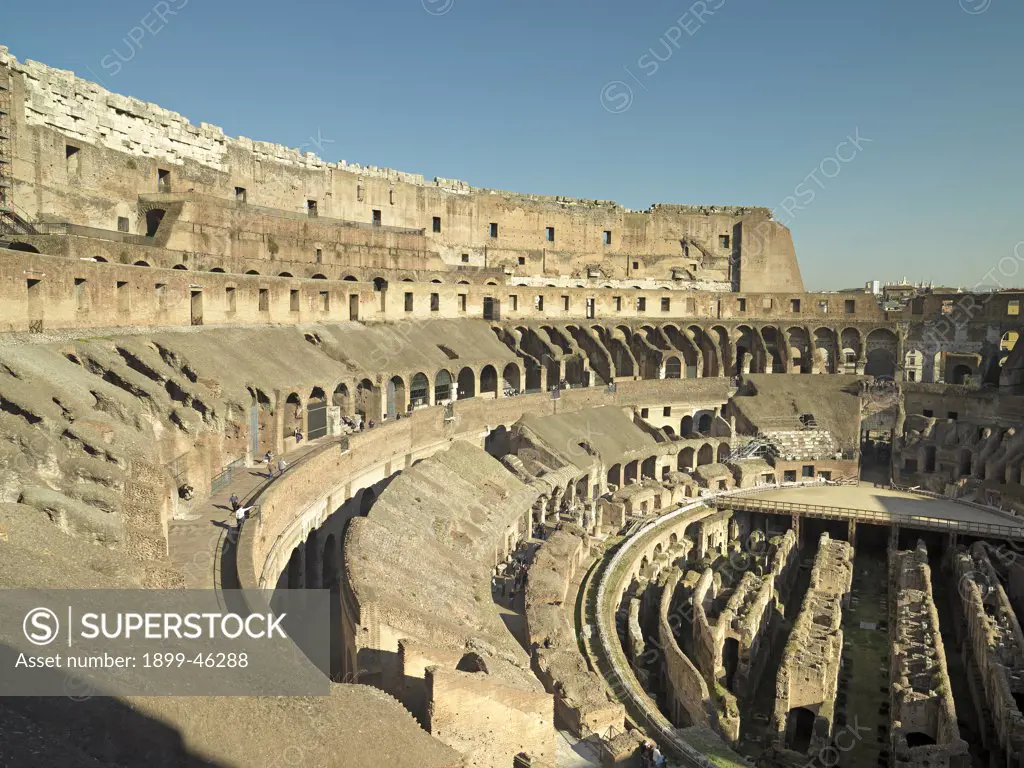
[[0, 47, 803, 292]]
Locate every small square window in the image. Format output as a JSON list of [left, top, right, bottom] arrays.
[[461, 253, 469, 263], [518, 256, 526, 265], [509, 295, 518, 311], [907, 370, 916, 382], [372, 209, 382, 226], [430, 292, 439, 312], [923, 409, 934, 417], [737, 298, 747, 312], [489, 222, 498, 238], [641, 408, 649, 418], [845, 299, 856, 314], [545, 226, 555, 242], [117, 217, 130, 233], [948, 411, 958, 420], [1009, 300, 1020, 316], [535, 295, 544, 311], [432, 216, 441, 233], [762, 297, 773, 310], [719, 234, 730, 249], [307, 199, 318, 217], [235, 186, 247, 202], [661, 297, 670, 312], [603, 230, 612, 245], [818, 300, 829, 313], [404, 292, 414, 312], [632, 261, 639, 270], [801, 465, 814, 478], [637, 297, 646, 312], [663, 407, 671, 417], [562, 295, 570, 311], [791, 298, 801, 313]]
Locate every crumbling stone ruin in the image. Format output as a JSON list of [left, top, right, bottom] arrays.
[[772, 534, 854, 757], [2, 42, 1024, 768], [889, 542, 970, 768]]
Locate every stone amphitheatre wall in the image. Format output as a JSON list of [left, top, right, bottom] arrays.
[[0, 47, 805, 290], [659, 569, 715, 730]]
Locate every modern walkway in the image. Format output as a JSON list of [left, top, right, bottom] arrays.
[[167, 439, 329, 589], [720, 483, 1024, 540]]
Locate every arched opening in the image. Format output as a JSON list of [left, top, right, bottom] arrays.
[[624, 460, 639, 484], [502, 363, 521, 394], [785, 707, 816, 754], [664, 356, 682, 379], [697, 413, 712, 434], [278, 272, 294, 278], [304, 530, 319, 590], [7, 242, 40, 253], [524, 359, 542, 392], [322, 533, 343, 680], [430, 279, 442, 284], [723, 637, 739, 693], [410, 372, 429, 407], [284, 392, 303, 440], [145, 208, 166, 237], [312, 274, 327, 280], [575, 476, 588, 501], [210, 267, 226, 273], [951, 364, 972, 385], [904, 732, 937, 748], [92, 256, 109, 263], [479, 365, 498, 397], [343, 275, 358, 282], [355, 379, 378, 424], [245, 269, 260, 275], [641, 456, 656, 479], [359, 487, 377, 516], [697, 444, 714, 465], [865, 328, 898, 377], [332, 383, 353, 418], [680, 415, 694, 436], [434, 369, 453, 403], [484, 425, 510, 457], [717, 443, 730, 463], [607, 464, 621, 488], [679, 448, 695, 471], [456, 652, 488, 674], [457, 367, 475, 399], [307, 386, 327, 439], [133, 260, 150, 267], [172, 263, 188, 270], [385, 375, 407, 419], [373, 277, 388, 292]]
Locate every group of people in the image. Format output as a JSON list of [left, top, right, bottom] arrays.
[[263, 451, 288, 478], [639, 741, 666, 767]]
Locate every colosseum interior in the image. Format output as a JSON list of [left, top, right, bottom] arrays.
[[1, 43, 1023, 768]]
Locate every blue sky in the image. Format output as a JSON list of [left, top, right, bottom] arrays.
[[3, 0, 1022, 290]]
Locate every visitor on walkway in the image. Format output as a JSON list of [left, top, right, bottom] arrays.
[[277, 457, 288, 477], [264, 451, 273, 476], [229, 494, 240, 512], [650, 745, 665, 767], [294, 428, 303, 444], [234, 505, 250, 536]]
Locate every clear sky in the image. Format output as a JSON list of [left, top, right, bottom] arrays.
[[3, 0, 1022, 290]]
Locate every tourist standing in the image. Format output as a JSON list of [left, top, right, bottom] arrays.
[[234, 505, 249, 536], [264, 451, 273, 476], [277, 456, 287, 477], [229, 494, 240, 512]]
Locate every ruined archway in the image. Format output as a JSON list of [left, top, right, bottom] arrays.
[[457, 367, 475, 399], [434, 369, 453, 403]]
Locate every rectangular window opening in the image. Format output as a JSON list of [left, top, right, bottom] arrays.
[[430, 293, 440, 312], [791, 298, 801, 313], [404, 292, 414, 312], [517, 256, 526, 266], [637, 297, 647, 312], [225, 286, 236, 312], [719, 234, 730, 249], [307, 199, 318, 217], [535, 295, 544, 311], [117, 216, 130, 233], [290, 289, 300, 312], [661, 297, 671, 312], [1009, 300, 1020, 316], [157, 168, 170, 192], [737, 298, 747, 313], [603, 230, 612, 245], [509, 294, 518, 312], [74, 278, 87, 310], [845, 299, 856, 314], [235, 187, 247, 203], [258, 288, 269, 312], [372, 209, 382, 226], [458, 294, 467, 312], [461, 253, 469, 263], [116, 280, 130, 312], [562, 295, 570, 311], [432, 216, 442, 233], [545, 226, 555, 242], [320, 291, 330, 312], [490, 222, 498, 238]]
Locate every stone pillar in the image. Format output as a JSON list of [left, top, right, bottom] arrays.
[[274, 392, 286, 456], [306, 530, 323, 590], [792, 514, 803, 550], [889, 524, 900, 551], [326, 405, 342, 436], [847, 520, 857, 547], [296, 545, 307, 589]]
